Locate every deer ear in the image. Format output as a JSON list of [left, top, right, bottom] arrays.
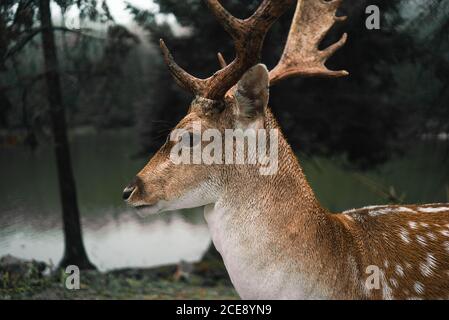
[[235, 64, 269, 122]]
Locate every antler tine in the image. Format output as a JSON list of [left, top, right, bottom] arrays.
[[159, 39, 206, 93], [205, 0, 244, 40], [206, 1, 293, 40], [160, 0, 293, 100], [217, 52, 227, 68], [269, 0, 349, 86], [203, 0, 294, 99]]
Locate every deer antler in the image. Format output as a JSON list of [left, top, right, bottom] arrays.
[[217, 52, 227, 69], [160, 0, 348, 99], [269, 0, 348, 86], [160, 0, 294, 100]]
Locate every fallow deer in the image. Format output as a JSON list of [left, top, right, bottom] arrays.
[[123, 0, 449, 299]]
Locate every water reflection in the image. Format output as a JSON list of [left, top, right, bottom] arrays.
[[0, 208, 210, 271], [0, 129, 211, 271]]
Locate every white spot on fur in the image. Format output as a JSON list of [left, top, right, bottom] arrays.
[[416, 235, 427, 246], [426, 232, 437, 241], [407, 296, 423, 300], [369, 208, 395, 217], [420, 262, 433, 277], [443, 241, 449, 253], [414, 282, 425, 294], [390, 278, 399, 288], [408, 221, 418, 230], [362, 205, 385, 211], [399, 228, 411, 244], [368, 206, 416, 217], [395, 265, 404, 277], [439, 230, 449, 237], [419, 253, 438, 277], [343, 205, 390, 215], [420, 222, 429, 228], [418, 207, 449, 213], [427, 253, 438, 268], [384, 260, 389, 268]]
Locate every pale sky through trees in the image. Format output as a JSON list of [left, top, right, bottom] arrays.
[[52, 0, 157, 27], [107, 0, 157, 24], [52, 0, 188, 35], [53, 0, 425, 36]]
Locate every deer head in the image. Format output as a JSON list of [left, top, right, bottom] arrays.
[[123, 0, 348, 216]]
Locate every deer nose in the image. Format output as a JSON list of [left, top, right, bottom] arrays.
[[122, 185, 136, 201]]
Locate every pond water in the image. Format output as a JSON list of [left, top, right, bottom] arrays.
[[0, 129, 448, 271]]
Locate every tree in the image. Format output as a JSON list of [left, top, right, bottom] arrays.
[[128, 0, 448, 168], [38, 0, 95, 270], [1, 0, 136, 270], [0, 0, 39, 142]]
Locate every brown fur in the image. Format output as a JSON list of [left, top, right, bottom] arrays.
[[124, 0, 449, 300], [126, 94, 449, 299]]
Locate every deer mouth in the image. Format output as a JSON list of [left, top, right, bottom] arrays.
[[133, 203, 162, 217]]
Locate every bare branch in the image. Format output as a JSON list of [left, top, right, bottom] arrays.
[[3, 27, 103, 62]]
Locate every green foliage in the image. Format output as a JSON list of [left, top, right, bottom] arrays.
[[0, 256, 51, 299], [0, 0, 140, 140]]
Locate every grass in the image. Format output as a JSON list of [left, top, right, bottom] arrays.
[[0, 260, 239, 300]]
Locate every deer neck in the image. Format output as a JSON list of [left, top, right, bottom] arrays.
[[204, 109, 346, 299]]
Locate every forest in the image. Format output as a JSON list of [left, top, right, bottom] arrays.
[[0, 0, 448, 300]]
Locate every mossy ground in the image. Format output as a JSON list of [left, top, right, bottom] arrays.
[[0, 262, 239, 300]]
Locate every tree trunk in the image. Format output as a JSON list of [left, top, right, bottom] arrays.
[[38, 0, 95, 270], [0, 90, 11, 128]]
